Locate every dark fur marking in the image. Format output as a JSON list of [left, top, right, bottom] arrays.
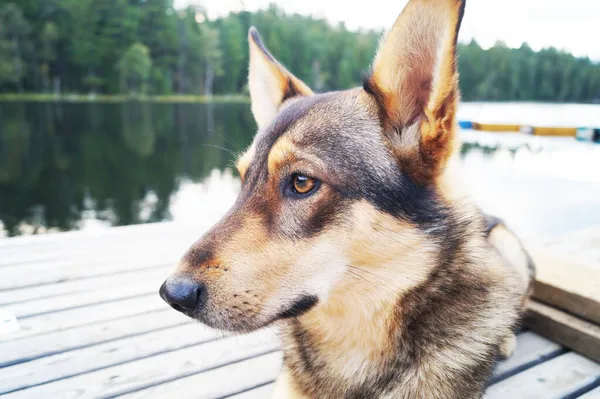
[[281, 76, 302, 103], [249, 27, 276, 63], [362, 75, 390, 128], [183, 245, 215, 268], [303, 193, 347, 238], [483, 213, 504, 236], [454, 1, 467, 51], [278, 295, 319, 319]]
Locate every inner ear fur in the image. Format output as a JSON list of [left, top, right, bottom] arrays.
[[364, 0, 466, 183]]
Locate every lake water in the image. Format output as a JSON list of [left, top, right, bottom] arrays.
[[1, 101, 599, 241]]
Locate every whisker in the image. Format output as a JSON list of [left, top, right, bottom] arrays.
[[215, 130, 243, 152], [201, 143, 236, 155]]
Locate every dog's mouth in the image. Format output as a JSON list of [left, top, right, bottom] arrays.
[[276, 295, 319, 319], [188, 294, 320, 332]]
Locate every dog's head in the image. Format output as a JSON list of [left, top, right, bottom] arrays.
[[160, 0, 467, 331]]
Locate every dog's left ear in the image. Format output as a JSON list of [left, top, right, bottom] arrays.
[[248, 27, 313, 129], [364, 0, 465, 183]]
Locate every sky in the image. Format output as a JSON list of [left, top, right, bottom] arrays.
[[174, 0, 600, 60]]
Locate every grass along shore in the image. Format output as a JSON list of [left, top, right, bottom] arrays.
[[0, 93, 249, 103]]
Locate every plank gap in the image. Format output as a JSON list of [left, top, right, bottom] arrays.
[[0, 334, 226, 395], [18, 292, 157, 320], [0, 318, 187, 368], [489, 347, 568, 385], [216, 379, 276, 399], [565, 378, 600, 399], [0, 263, 170, 293], [98, 349, 281, 399]]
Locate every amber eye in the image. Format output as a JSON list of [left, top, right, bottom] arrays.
[[292, 174, 317, 195]]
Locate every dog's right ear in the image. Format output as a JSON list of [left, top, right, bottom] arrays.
[[248, 27, 313, 129]]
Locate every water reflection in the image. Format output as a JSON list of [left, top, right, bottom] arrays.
[[1, 102, 599, 239], [0, 101, 255, 236]]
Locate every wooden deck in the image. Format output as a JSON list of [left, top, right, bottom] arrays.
[[1, 222, 599, 398]]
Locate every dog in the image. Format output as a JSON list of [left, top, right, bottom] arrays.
[[159, 0, 535, 397]]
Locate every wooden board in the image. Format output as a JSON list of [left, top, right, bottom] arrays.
[[579, 386, 600, 398], [526, 300, 600, 363], [0, 268, 170, 306], [5, 280, 161, 318], [485, 352, 600, 399], [227, 383, 275, 399], [2, 332, 279, 399], [0, 309, 188, 367], [1, 295, 169, 341], [0, 258, 171, 291], [119, 352, 282, 399], [1, 222, 599, 398], [0, 323, 219, 394], [491, 331, 564, 383], [528, 243, 600, 325]]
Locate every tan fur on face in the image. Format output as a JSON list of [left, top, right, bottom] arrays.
[[235, 143, 255, 182], [267, 136, 296, 175], [282, 202, 436, 384]]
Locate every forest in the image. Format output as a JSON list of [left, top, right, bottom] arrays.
[[1, 0, 600, 102]]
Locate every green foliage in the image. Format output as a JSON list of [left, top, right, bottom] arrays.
[[118, 43, 153, 94], [0, 3, 31, 89], [0, 1, 599, 102]]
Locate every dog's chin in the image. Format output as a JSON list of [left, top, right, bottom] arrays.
[[189, 294, 320, 333]]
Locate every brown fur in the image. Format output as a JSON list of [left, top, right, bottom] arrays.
[[161, 0, 535, 397]]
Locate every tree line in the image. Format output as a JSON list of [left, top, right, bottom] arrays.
[[1, 0, 599, 102]]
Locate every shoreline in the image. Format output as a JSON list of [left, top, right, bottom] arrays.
[[0, 93, 249, 103]]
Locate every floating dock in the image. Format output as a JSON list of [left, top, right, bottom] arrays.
[[459, 120, 600, 142]]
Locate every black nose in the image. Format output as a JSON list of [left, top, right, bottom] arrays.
[[159, 276, 202, 313]]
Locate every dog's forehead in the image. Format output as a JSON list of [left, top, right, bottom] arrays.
[[251, 89, 384, 169]]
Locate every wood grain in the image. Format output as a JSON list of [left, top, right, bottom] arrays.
[[0, 323, 218, 394], [485, 352, 600, 399], [0, 309, 187, 367], [525, 300, 600, 363], [528, 243, 600, 325], [120, 352, 282, 399], [3, 331, 279, 399], [492, 331, 564, 382]]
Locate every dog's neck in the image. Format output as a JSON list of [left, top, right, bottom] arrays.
[[278, 206, 490, 396], [280, 233, 441, 385]]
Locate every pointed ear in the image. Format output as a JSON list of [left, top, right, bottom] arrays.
[[248, 27, 313, 129], [364, 0, 465, 183]]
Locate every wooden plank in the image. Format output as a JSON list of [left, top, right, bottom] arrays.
[[119, 352, 282, 399], [1, 294, 169, 341], [0, 268, 169, 306], [491, 331, 564, 382], [5, 279, 161, 318], [0, 246, 180, 275], [3, 331, 279, 399], [227, 383, 275, 399], [0, 323, 220, 394], [528, 244, 600, 325], [0, 261, 171, 292], [485, 352, 600, 399], [542, 226, 600, 267], [526, 300, 600, 363], [0, 219, 218, 251], [0, 309, 187, 368], [0, 221, 182, 249], [579, 386, 600, 398], [0, 229, 198, 267]]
